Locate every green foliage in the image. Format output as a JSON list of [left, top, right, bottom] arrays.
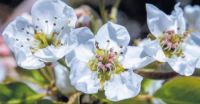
[[16, 68, 48, 86], [154, 76, 200, 104], [0, 82, 45, 103]]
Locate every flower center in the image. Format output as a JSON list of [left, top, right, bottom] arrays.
[[159, 30, 189, 58], [87, 41, 124, 87]]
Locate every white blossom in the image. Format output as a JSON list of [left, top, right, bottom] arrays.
[[67, 22, 153, 101], [143, 3, 200, 76], [3, 0, 77, 69]]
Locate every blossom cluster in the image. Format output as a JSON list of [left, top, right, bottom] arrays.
[[2, 0, 200, 101]]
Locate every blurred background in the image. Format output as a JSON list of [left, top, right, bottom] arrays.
[[0, 0, 199, 83]]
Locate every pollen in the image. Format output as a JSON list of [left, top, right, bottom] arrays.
[[159, 30, 190, 58], [88, 47, 124, 88]]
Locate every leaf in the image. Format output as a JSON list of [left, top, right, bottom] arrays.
[[16, 68, 47, 86], [0, 82, 44, 103], [154, 76, 200, 104], [36, 99, 54, 104]]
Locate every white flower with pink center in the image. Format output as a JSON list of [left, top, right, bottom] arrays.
[[3, 0, 77, 69], [142, 3, 200, 76], [67, 22, 153, 101]]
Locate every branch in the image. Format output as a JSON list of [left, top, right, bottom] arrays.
[[135, 70, 179, 79]]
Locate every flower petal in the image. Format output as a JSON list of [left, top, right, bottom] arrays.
[[31, 0, 77, 35], [120, 46, 154, 69], [68, 39, 95, 64], [34, 45, 71, 62], [146, 3, 175, 37], [167, 56, 198, 76], [143, 40, 166, 62], [0, 64, 7, 82], [171, 3, 186, 34], [15, 49, 45, 69], [65, 27, 94, 64], [104, 71, 143, 101], [70, 59, 100, 94], [54, 63, 76, 96], [184, 43, 200, 68], [3, 16, 44, 69], [95, 22, 130, 52], [184, 5, 200, 31]]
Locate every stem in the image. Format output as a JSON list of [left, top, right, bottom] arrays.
[[46, 64, 55, 82], [39, 68, 52, 83], [99, 0, 107, 23], [58, 58, 70, 70], [135, 70, 178, 79], [110, 0, 121, 23], [68, 92, 82, 104]]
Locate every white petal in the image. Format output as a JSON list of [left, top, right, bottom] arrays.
[[186, 32, 200, 46], [34, 45, 70, 62], [171, 3, 186, 34], [0, 64, 7, 82], [65, 27, 94, 64], [2, 16, 44, 69], [104, 71, 143, 101], [72, 27, 94, 44], [2, 16, 34, 52], [31, 0, 77, 35], [95, 22, 130, 52], [15, 49, 45, 69], [70, 40, 95, 63], [184, 5, 200, 31], [70, 59, 100, 94], [146, 3, 176, 37], [184, 43, 200, 68], [120, 46, 155, 69], [54, 63, 76, 95], [167, 56, 198, 76], [143, 40, 166, 62]]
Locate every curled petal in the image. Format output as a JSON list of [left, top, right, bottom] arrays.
[[95, 22, 130, 53], [167, 57, 198, 76], [146, 3, 175, 37], [104, 71, 143, 101]]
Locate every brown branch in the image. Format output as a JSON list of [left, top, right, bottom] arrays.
[[135, 70, 179, 79]]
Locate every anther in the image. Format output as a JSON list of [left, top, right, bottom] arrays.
[[27, 38, 30, 41], [54, 17, 57, 19], [26, 32, 30, 34], [45, 20, 48, 23], [53, 23, 56, 26], [107, 40, 110, 42]]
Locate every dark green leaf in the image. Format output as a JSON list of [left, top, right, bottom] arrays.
[[0, 82, 44, 103]]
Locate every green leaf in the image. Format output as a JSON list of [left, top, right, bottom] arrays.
[[113, 97, 152, 104], [154, 76, 200, 104], [36, 99, 54, 104], [0, 82, 44, 103], [16, 68, 47, 86]]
